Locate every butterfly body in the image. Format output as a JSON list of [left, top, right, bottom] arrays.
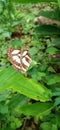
[[8, 48, 32, 73]]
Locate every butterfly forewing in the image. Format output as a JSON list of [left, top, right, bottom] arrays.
[[7, 48, 32, 73]]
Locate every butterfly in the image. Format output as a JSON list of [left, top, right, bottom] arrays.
[[7, 48, 32, 73]]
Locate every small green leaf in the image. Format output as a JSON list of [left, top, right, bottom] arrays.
[[2, 32, 11, 38], [47, 66, 55, 72], [53, 38, 60, 48], [54, 97, 60, 106], [57, 0, 60, 9], [40, 122, 51, 130], [0, 95, 6, 102], [29, 47, 38, 55], [15, 118, 22, 128], [47, 75, 60, 85], [46, 47, 58, 54], [0, 105, 8, 114], [52, 124, 58, 130]]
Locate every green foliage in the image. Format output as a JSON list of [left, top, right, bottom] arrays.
[[0, 91, 28, 129], [46, 75, 60, 85], [57, 0, 60, 9], [0, 66, 52, 102], [35, 8, 60, 35], [40, 122, 58, 130], [39, 9, 60, 20], [18, 102, 53, 116], [0, 1, 4, 14], [53, 88, 60, 106], [0, 1, 60, 130], [40, 107, 60, 130]]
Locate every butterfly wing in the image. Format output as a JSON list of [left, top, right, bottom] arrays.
[[7, 48, 22, 72], [21, 50, 32, 72], [7, 48, 32, 73]]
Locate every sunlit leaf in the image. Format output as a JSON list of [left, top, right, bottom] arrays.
[[0, 66, 52, 102]]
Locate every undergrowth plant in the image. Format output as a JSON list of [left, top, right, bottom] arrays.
[[0, 0, 60, 130]]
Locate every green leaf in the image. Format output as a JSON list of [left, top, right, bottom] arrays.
[[8, 93, 29, 109], [40, 122, 58, 130], [10, 39, 25, 48], [39, 9, 60, 20], [0, 1, 4, 14], [47, 75, 60, 85], [52, 124, 58, 130], [0, 28, 3, 33], [0, 66, 52, 102], [18, 102, 53, 116], [40, 122, 52, 130], [14, 118, 22, 128], [29, 47, 38, 55], [0, 105, 8, 114], [47, 66, 55, 72], [53, 92, 60, 96], [10, 118, 22, 129], [57, 0, 60, 9], [10, 122, 16, 129], [2, 32, 11, 38], [31, 71, 46, 81], [52, 38, 60, 48], [46, 47, 58, 54], [54, 97, 60, 106], [0, 95, 6, 102], [35, 25, 60, 35]]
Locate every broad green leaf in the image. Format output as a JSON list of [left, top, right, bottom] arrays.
[[0, 66, 52, 102], [39, 9, 60, 20], [18, 102, 53, 116], [35, 25, 60, 35]]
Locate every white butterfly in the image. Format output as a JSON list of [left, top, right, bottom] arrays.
[[7, 48, 32, 73]]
